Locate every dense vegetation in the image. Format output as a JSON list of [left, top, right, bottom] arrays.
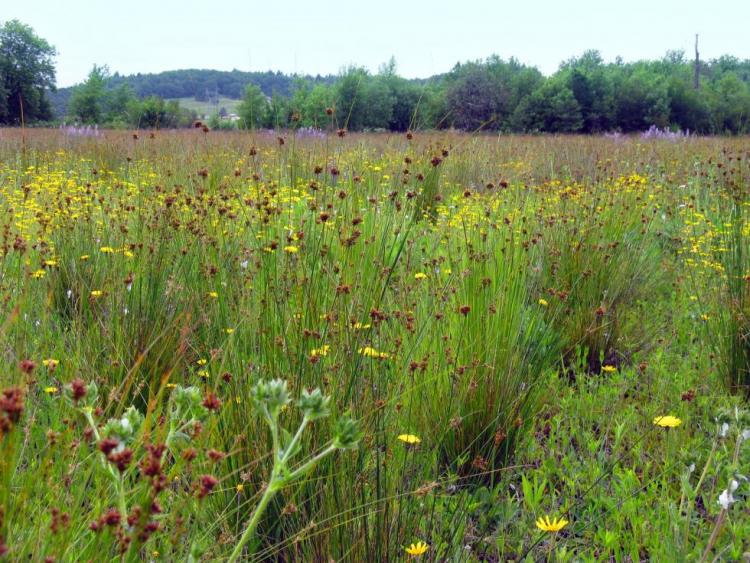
[[0, 129, 749, 561], [0, 20, 56, 124], [3, 19, 750, 133], [48, 68, 338, 124], [52, 53, 750, 134]]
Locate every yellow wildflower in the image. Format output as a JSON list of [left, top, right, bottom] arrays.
[[535, 515, 569, 532], [653, 415, 682, 428], [359, 346, 389, 359], [405, 541, 428, 556], [397, 434, 421, 445]]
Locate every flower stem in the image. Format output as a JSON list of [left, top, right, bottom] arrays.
[[228, 477, 278, 563]]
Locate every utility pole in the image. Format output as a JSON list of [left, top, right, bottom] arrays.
[[694, 34, 700, 90]]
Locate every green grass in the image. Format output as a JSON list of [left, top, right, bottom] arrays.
[[0, 130, 749, 561]]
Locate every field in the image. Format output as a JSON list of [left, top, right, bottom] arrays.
[[0, 129, 749, 561], [167, 97, 242, 118]]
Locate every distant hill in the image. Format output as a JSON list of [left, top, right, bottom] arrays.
[[48, 68, 339, 119]]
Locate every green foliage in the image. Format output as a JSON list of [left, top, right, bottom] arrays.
[[237, 84, 268, 129], [613, 68, 670, 131], [67, 64, 194, 128], [127, 95, 194, 128], [335, 66, 369, 130], [513, 79, 583, 133], [446, 56, 544, 131], [708, 73, 750, 133], [68, 65, 110, 123], [289, 81, 334, 128], [229, 380, 360, 561], [0, 19, 56, 124]]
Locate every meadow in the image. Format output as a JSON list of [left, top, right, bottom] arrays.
[[0, 128, 749, 562]]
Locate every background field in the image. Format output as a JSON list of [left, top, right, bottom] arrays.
[[166, 96, 242, 117]]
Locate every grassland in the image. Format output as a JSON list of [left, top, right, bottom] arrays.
[[0, 129, 749, 561], [167, 97, 242, 117]]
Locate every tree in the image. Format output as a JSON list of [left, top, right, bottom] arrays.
[[445, 63, 502, 130], [105, 83, 136, 125], [707, 73, 750, 133], [263, 93, 288, 129], [362, 75, 394, 130], [0, 19, 56, 124], [335, 66, 370, 131], [126, 96, 193, 128], [612, 68, 670, 131], [68, 65, 109, 123], [512, 80, 583, 133], [560, 51, 615, 132], [237, 83, 268, 129], [302, 84, 334, 128], [388, 79, 422, 131], [445, 57, 542, 131], [666, 75, 711, 132]]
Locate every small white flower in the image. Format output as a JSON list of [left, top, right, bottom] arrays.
[[720, 422, 730, 438], [240, 260, 248, 269], [718, 480, 739, 510], [741, 429, 750, 442]]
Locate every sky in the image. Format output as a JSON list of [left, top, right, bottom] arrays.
[[6, 0, 750, 88]]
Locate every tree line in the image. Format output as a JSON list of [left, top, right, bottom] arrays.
[[246, 53, 750, 134], [2, 19, 750, 133]]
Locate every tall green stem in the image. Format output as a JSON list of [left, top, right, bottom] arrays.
[[228, 475, 278, 563]]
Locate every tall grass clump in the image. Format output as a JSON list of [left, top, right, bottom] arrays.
[[532, 175, 667, 373], [695, 153, 750, 395]]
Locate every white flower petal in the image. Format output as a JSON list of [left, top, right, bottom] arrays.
[[718, 489, 734, 510]]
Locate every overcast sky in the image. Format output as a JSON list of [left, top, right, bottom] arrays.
[[7, 0, 750, 87]]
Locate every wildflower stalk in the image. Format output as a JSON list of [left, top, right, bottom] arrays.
[[682, 435, 718, 547], [228, 380, 360, 562], [82, 407, 127, 519], [228, 469, 280, 563], [699, 418, 745, 562]]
